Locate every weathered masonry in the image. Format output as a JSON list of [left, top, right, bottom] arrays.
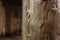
[[22, 0, 60, 40]]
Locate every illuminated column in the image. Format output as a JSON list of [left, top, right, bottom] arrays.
[[22, 0, 27, 40], [22, 0, 43, 40]]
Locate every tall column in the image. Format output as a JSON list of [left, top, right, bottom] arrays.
[[0, 1, 5, 35], [55, 0, 60, 40], [22, 0, 27, 40], [22, 0, 42, 40]]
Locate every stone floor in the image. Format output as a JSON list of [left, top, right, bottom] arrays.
[[0, 32, 22, 40], [0, 35, 22, 40]]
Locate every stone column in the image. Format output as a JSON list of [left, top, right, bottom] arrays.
[[0, 1, 5, 35]]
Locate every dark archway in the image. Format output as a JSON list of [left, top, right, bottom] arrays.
[[1, 0, 22, 36]]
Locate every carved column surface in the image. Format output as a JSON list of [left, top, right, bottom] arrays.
[[23, 0, 60, 40], [22, 0, 36, 40]]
